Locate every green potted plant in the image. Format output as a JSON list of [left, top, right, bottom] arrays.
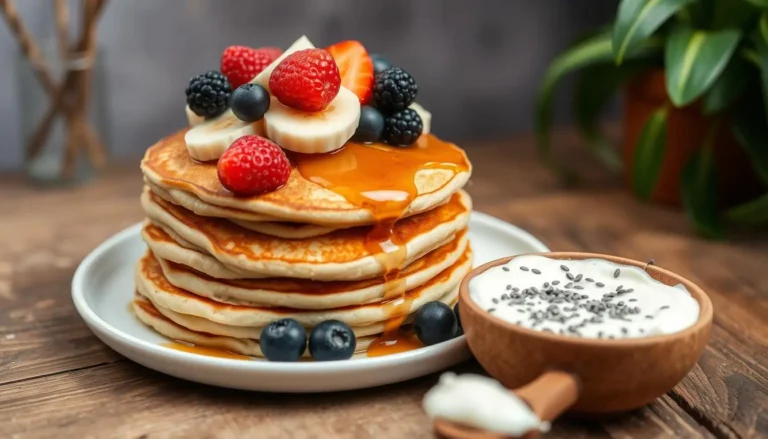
[[535, 0, 768, 238]]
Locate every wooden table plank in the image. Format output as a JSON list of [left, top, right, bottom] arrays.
[[0, 360, 714, 439], [1, 131, 766, 438]]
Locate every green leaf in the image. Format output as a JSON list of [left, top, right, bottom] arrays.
[[613, 0, 693, 65], [665, 26, 741, 107], [681, 139, 724, 238], [573, 64, 641, 172], [701, 59, 748, 114], [727, 193, 768, 225], [632, 106, 669, 200], [731, 104, 768, 185]]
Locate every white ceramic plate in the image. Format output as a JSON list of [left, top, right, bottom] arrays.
[[72, 212, 549, 392]]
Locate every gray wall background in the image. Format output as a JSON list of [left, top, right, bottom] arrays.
[[0, 0, 615, 171]]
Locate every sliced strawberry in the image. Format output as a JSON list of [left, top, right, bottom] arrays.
[[326, 40, 374, 105]]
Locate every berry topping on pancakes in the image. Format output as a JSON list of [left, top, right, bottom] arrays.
[[269, 48, 341, 112], [217, 135, 290, 196]]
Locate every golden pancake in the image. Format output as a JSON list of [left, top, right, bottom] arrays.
[[132, 295, 377, 358], [146, 223, 469, 309], [134, 249, 472, 328], [147, 180, 342, 238], [141, 129, 471, 226], [141, 187, 472, 281]]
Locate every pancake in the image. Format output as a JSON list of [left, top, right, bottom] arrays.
[[141, 187, 472, 281], [135, 284, 458, 342], [148, 180, 341, 239], [132, 295, 377, 358], [141, 129, 472, 225], [150, 225, 469, 309], [135, 249, 472, 328]]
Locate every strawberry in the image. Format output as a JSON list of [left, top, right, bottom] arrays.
[[221, 46, 282, 89], [326, 40, 374, 105], [269, 48, 341, 112], [217, 135, 291, 196]]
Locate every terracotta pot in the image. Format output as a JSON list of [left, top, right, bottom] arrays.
[[622, 69, 761, 207]]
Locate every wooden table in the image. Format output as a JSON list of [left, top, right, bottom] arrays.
[[1, 131, 767, 439]]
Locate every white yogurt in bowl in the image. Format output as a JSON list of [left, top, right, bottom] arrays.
[[468, 255, 700, 339]]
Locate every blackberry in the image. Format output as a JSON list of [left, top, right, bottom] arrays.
[[382, 108, 423, 146], [373, 67, 418, 114], [186, 70, 231, 118]]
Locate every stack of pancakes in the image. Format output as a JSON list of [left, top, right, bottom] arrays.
[[134, 130, 473, 358]]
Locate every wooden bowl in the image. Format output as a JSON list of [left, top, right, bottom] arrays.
[[458, 252, 713, 415]]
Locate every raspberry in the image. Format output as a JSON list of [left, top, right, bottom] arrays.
[[221, 46, 282, 89], [269, 49, 341, 112], [217, 135, 291, 196]]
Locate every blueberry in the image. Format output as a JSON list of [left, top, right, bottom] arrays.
[[414, 301, 458, 346], [370, 53, 391, 75], [454, 303, 464, 336], [230, 83, 270, 122], [352, 106, 384, 143], [260, 318, 306, 362], [309, 320, 356, 361]]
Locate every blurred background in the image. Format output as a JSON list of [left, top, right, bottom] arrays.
[[0, 0, 616, 171]]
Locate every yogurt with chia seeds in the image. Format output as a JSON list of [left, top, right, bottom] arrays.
[[469, 256, 700, 339]]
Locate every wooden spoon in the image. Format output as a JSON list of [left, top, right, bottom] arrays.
[[433, 371, 579, 439]]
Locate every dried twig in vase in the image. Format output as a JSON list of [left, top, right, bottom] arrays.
[[0, 0, 108, 178], [0, 0, 57, 94]]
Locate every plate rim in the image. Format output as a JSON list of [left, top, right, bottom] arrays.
[[71, 212, 549, 375]]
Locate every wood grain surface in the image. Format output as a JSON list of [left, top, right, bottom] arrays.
[[1, 131, 766, 438]]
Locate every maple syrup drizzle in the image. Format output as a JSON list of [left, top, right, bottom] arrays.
[[294, 135, 469, 357], [367, 330, 423, 357], [163, 341, 252, 360]]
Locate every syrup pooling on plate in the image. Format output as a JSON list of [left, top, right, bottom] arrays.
[[367, 331, 422, 357], [163, 342, 252, 360], [294, 135, 469, 355]]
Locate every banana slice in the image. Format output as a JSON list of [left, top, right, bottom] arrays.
[[251, 35, 315, 92], [264, 87, 360, 154], [182, 35, 315, 161], [410, 102, 431, 135], [185, 105, 205, 126], [184, 110, 266, 161]]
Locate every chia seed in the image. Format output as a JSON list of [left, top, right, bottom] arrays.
[[566, 273, 575, 281], [586, 278, 594, 282], [520, 266, 529, 272], [502, 267, 510, 272], [574, 274, 583, 282], [552, 281, 560, 286], [614, 269, 621, 278], [596, 282, 605, 288], [560, 265, 570, 272], [532, 269, 542, 275]]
